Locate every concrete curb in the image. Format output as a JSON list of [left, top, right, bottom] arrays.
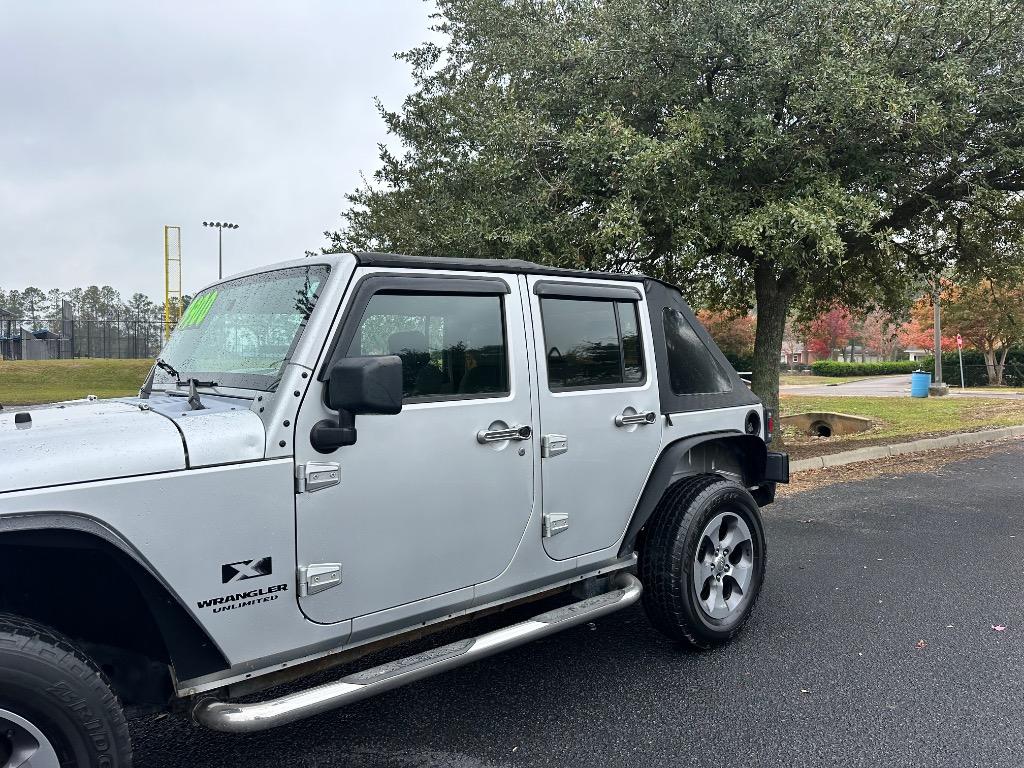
[[790, 424, 1024, 473]]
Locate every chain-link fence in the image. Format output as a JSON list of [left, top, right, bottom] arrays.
[[1, 304, 171, 361]]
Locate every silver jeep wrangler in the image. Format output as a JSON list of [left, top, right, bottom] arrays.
[[0, 252, 788, 767]]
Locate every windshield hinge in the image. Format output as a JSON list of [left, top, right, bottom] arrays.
[[295, 462, 341, 494]]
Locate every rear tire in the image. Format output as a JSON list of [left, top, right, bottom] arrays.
[[0, 613, 132, 768], [639, 474, 766, 648]]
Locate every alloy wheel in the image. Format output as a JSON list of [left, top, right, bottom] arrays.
[[0, 709, 60, 768], [692, 512, 755, 619]]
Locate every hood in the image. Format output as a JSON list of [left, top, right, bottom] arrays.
[[0, 399, 186, 493], [0, 395, 267, 495], [141, 393, 266, 467]]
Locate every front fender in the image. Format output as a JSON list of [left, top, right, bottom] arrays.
[[0, 514, 229, 680]]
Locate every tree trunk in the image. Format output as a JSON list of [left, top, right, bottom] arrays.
[[983, 343, 998, 385], [996, 347, 1009, 386], [751, 261, 796, 442]]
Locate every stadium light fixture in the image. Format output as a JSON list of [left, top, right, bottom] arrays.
[[202, 220, 240, 279]]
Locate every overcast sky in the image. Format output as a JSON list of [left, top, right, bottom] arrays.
[[0, 1, 436, 300]]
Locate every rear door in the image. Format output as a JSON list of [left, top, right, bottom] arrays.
[[294, 270, 535, 624], [527, 277, 663, 560]]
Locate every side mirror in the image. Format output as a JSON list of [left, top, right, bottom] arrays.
[[326, 355, 403, 414], [311, 356, 403, 452]]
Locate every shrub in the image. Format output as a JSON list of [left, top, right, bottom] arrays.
[[810, 360, 921, 377], [724, 353, 754, 373], [921, 349, 1024, 387]]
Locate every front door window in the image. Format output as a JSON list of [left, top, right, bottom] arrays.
[[346, 292, 508, 400]]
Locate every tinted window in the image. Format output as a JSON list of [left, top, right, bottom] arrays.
[[618, 302, 643, 383], [347, 292, 508, 400], [663, 308, 733, 394], [541, 298, 645, 389]]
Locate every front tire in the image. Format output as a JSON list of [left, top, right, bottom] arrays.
[[639, 474, 766, 648], [0, 613, 132, 768]]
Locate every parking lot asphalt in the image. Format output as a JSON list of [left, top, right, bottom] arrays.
[[132, 442, 1024, 768]]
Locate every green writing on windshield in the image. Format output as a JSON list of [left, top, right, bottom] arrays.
[[179, 291, 218, 329]]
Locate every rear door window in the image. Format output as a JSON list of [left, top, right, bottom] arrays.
[[540, 298, 645, 390]]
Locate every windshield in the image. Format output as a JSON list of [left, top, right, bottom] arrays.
[[153, 264, 329, 391]]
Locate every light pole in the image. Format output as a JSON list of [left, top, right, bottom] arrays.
[[202, 221, 239, 279], [930, 280, 949, 396]]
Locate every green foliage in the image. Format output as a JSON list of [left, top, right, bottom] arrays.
[[724, 353, 755, 374], [921, 351, 1024, 387], [812, 350, 1024, 387], [811, 360, 921, 377], [329, 0, 1024, 408]]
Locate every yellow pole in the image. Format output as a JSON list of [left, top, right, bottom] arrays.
[[163, 226, 182, 341], [164, 226, 171, 340]]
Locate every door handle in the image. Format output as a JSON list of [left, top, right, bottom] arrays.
[[614, 411, 657, 427], [476, 424, 533, 443]]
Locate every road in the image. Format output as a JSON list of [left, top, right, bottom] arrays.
[[132, 443, 1024, 768], [782, 374, 1024, 398]]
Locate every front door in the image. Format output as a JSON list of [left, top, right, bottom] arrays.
[[294, 270, 535, 624], [528, 277, 663, 560]]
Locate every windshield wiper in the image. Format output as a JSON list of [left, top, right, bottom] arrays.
[[164, 378, 220, 410], [155, 358, 182, 384], [264, 359, 290, 392], [174, 378, 220, 389]]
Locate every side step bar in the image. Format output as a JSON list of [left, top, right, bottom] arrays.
[[193, 572, 642, 733]]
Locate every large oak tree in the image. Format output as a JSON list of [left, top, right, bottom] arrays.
[[328, 0, 1024, 421]]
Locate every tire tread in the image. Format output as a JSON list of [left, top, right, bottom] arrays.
[[0, 612, 133, 768], [639, 474, 765, 648]]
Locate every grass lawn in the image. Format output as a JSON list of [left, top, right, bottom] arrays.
[[0, 358, 153, 406], [780, 393, 1024, 458], [779, 373, 871, 386]]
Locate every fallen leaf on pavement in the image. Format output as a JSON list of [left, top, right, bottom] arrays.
[[915, 639, 928, 649]]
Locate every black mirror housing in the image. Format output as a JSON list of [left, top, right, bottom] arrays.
[[312, 356, 403, 453], [326, 355, 403, 415]]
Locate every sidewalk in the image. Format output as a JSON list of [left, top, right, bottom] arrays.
[[781, 375, 1024, 399]]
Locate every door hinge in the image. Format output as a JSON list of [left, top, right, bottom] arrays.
[[297, 563, 343, 597], [541, 434, 568, 458], [295, 462, 340, 494], [543, 512, 570, 538]]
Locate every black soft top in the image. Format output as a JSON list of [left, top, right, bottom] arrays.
[[353, 251, 759, 414], [354, 251, 647, 283]]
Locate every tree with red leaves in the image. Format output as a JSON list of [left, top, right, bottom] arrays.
[[696, 310, 756, 361], [799, 308, 852, 360], [858, 310, 903, 360], [901, 300, 957, 353]]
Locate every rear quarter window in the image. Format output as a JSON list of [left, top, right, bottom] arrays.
[[663, 307, 733, 395]]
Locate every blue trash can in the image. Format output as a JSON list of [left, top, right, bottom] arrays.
[[910, 370, 931, 398]]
